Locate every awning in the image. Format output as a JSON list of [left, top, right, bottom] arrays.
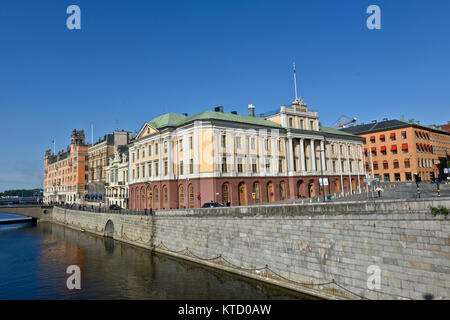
[[380, 146, 386, 152], [363, 148, 367, 153], [363, 138, 366, 143], [391, 145, 397, 151], [380, 134, 385, 139], [402, 143, 408, 150], [401, 131, 406, 134], [371, 147, 376, 152], [390, 133, 396, 138], [370, 136, 375, 140]]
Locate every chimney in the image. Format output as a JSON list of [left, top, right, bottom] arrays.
[[214, 106, 224, 113], [231, 111, 237, 115], [372, 120, 377, 123], [383, 118, 388, 121], [248, 104, 255, 117], [182, 113, 188, 117]]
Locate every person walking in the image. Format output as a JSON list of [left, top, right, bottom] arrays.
[[375, 186, 383, 198]]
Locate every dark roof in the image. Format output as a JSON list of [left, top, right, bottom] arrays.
[[340, 120, 409, 135]]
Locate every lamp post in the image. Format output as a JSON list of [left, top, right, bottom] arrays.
[[318, 145, 326, 202]]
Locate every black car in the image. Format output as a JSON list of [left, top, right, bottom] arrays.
[[109, 204, 121, 210], [201, 202, 224, 208]]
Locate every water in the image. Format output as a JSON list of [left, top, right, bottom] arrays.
[[0, 212, 314, 300]]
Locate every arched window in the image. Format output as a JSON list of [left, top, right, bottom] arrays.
[[253, 182, 260, 200], [179, 185, 185, 204], [383, 160, 389, 170], [163, 186, 168, 203], [154, 187, 159, 202], [222, 183, 229, 204], [189, 184, 194, 205], [280, 181, 286, 200], [393, 159, 399, 169]]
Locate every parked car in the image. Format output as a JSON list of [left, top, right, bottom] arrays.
[[201, 202, 224, 208], [109, 204, 121, 210]]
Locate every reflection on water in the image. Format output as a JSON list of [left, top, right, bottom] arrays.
[[0, 217, 315, 300]]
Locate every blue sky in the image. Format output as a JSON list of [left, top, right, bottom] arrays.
[[0, 0, 449, 191]]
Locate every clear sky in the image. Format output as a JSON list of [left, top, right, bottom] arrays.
[[0, 0, 449, 191]]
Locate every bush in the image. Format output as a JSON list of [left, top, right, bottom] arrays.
[[430, 206, 449, 215]]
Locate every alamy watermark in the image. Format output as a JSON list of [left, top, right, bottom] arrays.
[[66, 265, 81, 290], [366, 5, 381, 30], [367, 265, 381, 290]]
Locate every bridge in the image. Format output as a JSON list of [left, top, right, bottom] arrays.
[[0, 197, 41, 205], [0, 205, 53, 225]]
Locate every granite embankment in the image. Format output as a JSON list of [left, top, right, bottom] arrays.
[[50, 199, 450, 300]]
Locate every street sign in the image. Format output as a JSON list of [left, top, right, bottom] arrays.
[[364, 178, 380, 183], [319, 178, 329, 186], [444, 168, 449, 174]]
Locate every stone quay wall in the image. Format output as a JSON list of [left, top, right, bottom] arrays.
[[51, 198, 450, 300]]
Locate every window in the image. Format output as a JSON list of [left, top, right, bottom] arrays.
[[393, 160, 399, 169], [252, 160, 258, 173], [179, 186, 185, 204], [154, 187, 159, 202], [404, 159, 410, 168], [402, 131, 407, 139], [395, 173, 401, 181], [179, 161, 183, 175], [189, 136, 193, 150], [289, 118, 293, 127], [300, 119, 304, 129], [189, 159, 194, 174], [164, 160, 168, 176], [405, 172, 412, 181], [237, 158, 243, 173], [265, 159, 271, 172], [221, 157, 227, 172], [264, 139, 269, 151], [383, 161, 389, 170], [279, 159, 284, 172], [189, 185, 194, 204], [221, 135, 226, 148], [148, 163, 152, 177], [253, 182, 260, 200], [155, 143, 159, 155], [142, 150, 145, 159], [280, 182, 286, 200], [163, 186, 168, 203], [251, 138, 256, 150], [179, 139, 183, 152], [236, 136, 241, 149], [310, 120, 314, 130], [149, 145, 152, 156], [277, 140, 281, 152], [373, 161, 378, 170], [155, 162, 159, 176], [137, 150, 140, 160], [164, 141, 168, 153], [222, 183, 229, 204]]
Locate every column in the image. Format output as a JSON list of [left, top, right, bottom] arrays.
[[288, 137, 294, 173], [193, 123, 199, 175], [259, 133, 264, 174], [168, 137, 173, 177], [158, 139, 163, 179], [310, 139, 316, 172], [245, 135, 250, 173], [320, 140, 326, 172], [213, 131, 219, 174], [299, 138, 305, 172], [271, 135, 277, 174], [230, 131, 235, 174]]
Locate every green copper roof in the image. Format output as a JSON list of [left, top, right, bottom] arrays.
[[320, 126, 358, 136], [178, 110, 282, 128], [148, 112, 188, 129]]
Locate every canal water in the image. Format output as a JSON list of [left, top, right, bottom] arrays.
[[0, 212, 314, 300]]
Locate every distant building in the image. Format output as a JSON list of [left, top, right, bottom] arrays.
[[86, 130, 131, 203], [128, 97, 365, 210], [439, 121, 450, 133], [104, 145, 129, 209], [341, 119, 450, 182], [43, 130, 88, 204]]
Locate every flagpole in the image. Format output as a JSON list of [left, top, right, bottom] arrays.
[[293, 62, 298, 100]]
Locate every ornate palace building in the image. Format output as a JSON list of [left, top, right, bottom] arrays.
[[43, 130, 88, 204], [128, 98, 366, 210], [341, 119, 450, 182], [86, 130, 131, 202], [104, 145, 129, 208]]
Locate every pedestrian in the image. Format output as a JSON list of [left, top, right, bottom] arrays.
[[375, 186, 383, 198]]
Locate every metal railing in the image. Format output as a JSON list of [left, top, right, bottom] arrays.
[[55, 204, 154, 216]]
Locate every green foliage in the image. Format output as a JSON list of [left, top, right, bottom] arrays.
[[430, 206, 449, 215], [0, 188, 43, 197]]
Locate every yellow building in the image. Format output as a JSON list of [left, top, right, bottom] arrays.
[[129, 98, 365, 210]]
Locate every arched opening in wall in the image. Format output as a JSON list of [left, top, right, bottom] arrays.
[[297, 180, 303, 198], [163, 185, 168, 206], [238, 182, 247, 206], [308, 180, 315, 198], [179, 185, 185, 208], [153, 186, 159, 208], [104, 220, 114, 238], [135, 189, 139, 210], [222, 183, 230, 205], [267, 182, 275, 202], [334, 179, 340, 193], [280, 181, 286, 200], [253, 182, 260, 202], [351, 178, 357, 191], [188, 184, 194, 208], [146, 186, 152, 210], [141, 187, 146, 209], [343, 178, 348, 191]]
